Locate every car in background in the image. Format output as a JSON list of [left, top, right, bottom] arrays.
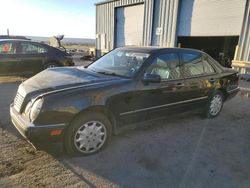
[[10, 47, 239, 155], [0, 39, 74, 76]]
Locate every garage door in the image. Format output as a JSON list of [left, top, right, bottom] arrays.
[[178, 0, 246, 36], [116, 4, 144, 47]]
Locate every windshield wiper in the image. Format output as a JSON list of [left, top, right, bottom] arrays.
[[97, 71, 129, 78]]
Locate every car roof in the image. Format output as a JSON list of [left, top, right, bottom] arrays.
[[117, 46, 204, 54], [0, 39, 35, 42], [0, 35, 30, 40], [0, 39, 51, 48]]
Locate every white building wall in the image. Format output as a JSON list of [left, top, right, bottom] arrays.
[[178, 0, 246, 36]]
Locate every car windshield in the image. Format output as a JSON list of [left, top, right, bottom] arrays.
[[87, 49, 150, 78]]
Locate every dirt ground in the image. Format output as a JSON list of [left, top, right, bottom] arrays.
[[0, 75, 250, 188]]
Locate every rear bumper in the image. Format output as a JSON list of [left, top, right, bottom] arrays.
[[10, 103, 66, 143]]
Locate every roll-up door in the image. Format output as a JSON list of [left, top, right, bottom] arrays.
[[116, 4, 144, 47], [178, 0, 246, 36]]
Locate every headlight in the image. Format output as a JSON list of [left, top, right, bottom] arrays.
[[24, 101, 32, 115], [30, 98, 44, 122]]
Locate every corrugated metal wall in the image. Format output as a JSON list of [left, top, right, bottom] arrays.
[[151, 0, 179, 46], [96, 0, 145, 56], [236, 0, 250, 61], [96, 0, 179, 56]]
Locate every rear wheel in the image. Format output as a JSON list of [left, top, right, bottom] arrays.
[[206, 91, 224, 118], [64, 112, 112, 156]]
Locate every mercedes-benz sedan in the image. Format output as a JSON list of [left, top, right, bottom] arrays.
[[10, 47, 239, 155]]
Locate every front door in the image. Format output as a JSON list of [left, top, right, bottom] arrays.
[[120, 52, 187, 125]]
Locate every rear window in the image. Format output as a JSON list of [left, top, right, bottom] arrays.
[[181, 52, 215, 77], [181, 53, 204, 77], [19, 42, 47, 54], [203, 57, 216, 74]]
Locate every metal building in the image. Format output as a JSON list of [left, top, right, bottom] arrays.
[[95, 0, 250, 73]]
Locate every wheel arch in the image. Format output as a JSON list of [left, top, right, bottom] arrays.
[[66, 105, 117, 135], [205, 88, 225, 118], [209, 86, 228, 102], [217, 88, 228, 101]]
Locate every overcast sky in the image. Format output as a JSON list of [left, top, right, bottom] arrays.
[[0, 0, 102, 38]]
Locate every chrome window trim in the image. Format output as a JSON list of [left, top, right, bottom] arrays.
[[160, 77, 186, 83], [227, 87, 240, 93], [120, 96, 208, 116], [183, 72, 217, 80]]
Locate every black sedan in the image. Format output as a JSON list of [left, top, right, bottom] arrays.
[[10, 47, 239, 155], [0, 39, 74, 76]]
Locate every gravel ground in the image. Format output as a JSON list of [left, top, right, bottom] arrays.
[[0, 127, 92, 188], [0, 76, 249, 188]]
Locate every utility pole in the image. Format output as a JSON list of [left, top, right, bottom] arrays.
[[7, 28, 9, 36]]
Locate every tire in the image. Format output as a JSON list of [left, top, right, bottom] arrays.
[[205, 91, 224, 118], [44, 62, 58, 69], [64, 112, 112, 156]]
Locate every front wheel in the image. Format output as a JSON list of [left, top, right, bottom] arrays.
[[64, 112, 112, 156], [206, 91, 224, 118]]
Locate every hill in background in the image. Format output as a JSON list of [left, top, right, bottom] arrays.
[[27, 36, 95, 46]]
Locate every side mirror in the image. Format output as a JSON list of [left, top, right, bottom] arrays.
[[142, 73, 161, 83]]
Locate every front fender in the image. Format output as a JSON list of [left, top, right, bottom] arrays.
[[34, 89, 103, 125], [33, 79, 134, 126]]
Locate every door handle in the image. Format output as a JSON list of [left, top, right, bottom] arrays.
[[176, 82, 185, 88], [209, 78, 216, 83]]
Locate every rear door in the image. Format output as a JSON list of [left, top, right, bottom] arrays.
[[180, 51, 217, 110], [0, 41, 19, 75], [16, 41, 48, 74]]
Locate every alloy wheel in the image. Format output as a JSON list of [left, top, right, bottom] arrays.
[[209, 94, 223, 116]]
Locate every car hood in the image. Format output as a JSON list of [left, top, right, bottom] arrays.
[[18, 67, 119, 98]]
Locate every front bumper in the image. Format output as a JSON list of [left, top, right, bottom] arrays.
[[10, 103, 66, 143]]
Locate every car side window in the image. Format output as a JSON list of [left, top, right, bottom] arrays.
[[181, 52, 204, 77], [146, 53, 181, 80], [203, 56, 215, 74], [20, 43, 47, 54], [0, 42, 16, 54]]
